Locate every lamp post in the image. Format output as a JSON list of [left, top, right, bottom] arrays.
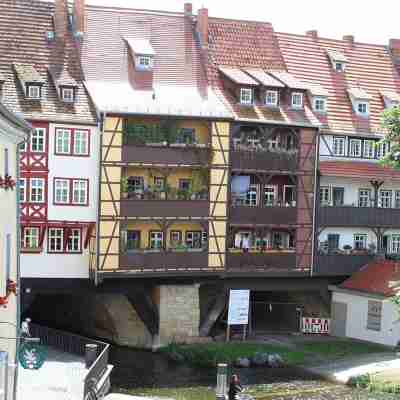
[[216, 363, 228, 400]]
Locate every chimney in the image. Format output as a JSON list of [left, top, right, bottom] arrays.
[[197, 7, 209, 47], [184, 3, 193, 16], [306, 30, 318, 39], [54, 0, 68, 40], [343, 35, 355, 45], [389, 39, 400, 65], [74, 0, 86, 34]]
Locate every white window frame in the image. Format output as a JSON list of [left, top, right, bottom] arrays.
[[19, 178, 26, 203], [291, 92, 303, 109], [240, 88, 253, 105], [356, 101, 369, 116], [67, 229, 81, 253], [30, 178, 45, 203], [150, 231, 163, 249], [349, 138, 362, 157], [363, 140, 375, 159], [332, 136, 346, 156], [376, 142, 390, 159], [335, 62, 345, 72], [61, 87, 74, 103], [48, 228, 64, 253], [313, 97, 326, 113], [22, 227, 40, 249], [245, 184, 258, 207], [395, 190, 400, 209], [264, 185, 276, 207], [137, 55, 153, 70], [54, 179, 70, 204], [320, 186, 331, 206], [358, 189, 371, 208], [72, 180, 88, 205], [73, 130, 89, 156], [391, 235, 400, 254], [283, 185, 296, 205], [353, 234, 367, 250], [265, 90, 278, 107], [186, 231, 203, 249], [379, 190, 392, 209], [27, 85, 41, 99], [55, 129, 71, 154], [31, 128, 46, 152]]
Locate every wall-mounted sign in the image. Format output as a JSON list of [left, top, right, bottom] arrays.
[[302, 317, 330, 334], [227, 290, 250, 325], [18, 342, 46, 370]]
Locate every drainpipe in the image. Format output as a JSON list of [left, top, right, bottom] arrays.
[[310, 127, 320, 277]]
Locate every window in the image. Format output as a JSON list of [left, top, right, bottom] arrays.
[[353, 234, 367, 250], [31, 128, 46, 152], [291, 92, 303, 108], [391, 235, 400, 254], [154, 177, 165, 190], [19, 141, 27, 152], [367, 300, 382, 331], [327, 234, 340, 251], [179, 128, 196, 145], [335, 62, 344, 72], [73, 130, 89, 155], [137, 55, 153, 70], [358, 189, 371, 207], [319, 187, 330, 206], [126, 230, 141, 251], [284, 185, 296, 205], [240, 88, 253, 105], [22, 227, 39, 249], [266, 137, 279, 150], [30, 178, 45, 203], [55, 129, 71, 154], [376, 142, 390, 159], [186, 231, 202, 249], [179, 179, 191, 191], [72, 180, 88, 205], [54, 179, 69, 204], [27, 85, 41, 99], [332, 187, 344, 206], [48, 228, 64, 252], [332, 136, 345, 156], [395, 191, 400, 209], [379, 190, 392, 208], [313, 97, 326, 113], [19, 178, 26, 202], [170, 231, 182, 248], [349, 139, 362, 157], [356, 101, 369, 116], [363, 140, 375, 159], [149, 231, 163, 249], [246, 136, 260, 148], [67, 229, 81, 252], [61, 87, 74, 103], [265, 90, 278, 107], [128, 176, 144, 193], [264, 186, 276, 206], [245, 184, 258, 206]]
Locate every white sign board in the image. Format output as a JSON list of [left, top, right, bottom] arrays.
[[227, 290, 250, 325]]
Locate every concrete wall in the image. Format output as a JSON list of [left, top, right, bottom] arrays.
[[332, 291, 400, 346]]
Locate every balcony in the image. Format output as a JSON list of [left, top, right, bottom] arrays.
[[226, 250, 303, 275], [119, 249, 209, 272], [318, 206, 400, 228], [314, 254, 374, 276], [230, 205, 296, 225], [230, 147, 297, 172]]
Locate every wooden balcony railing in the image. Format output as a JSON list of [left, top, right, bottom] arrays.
[[230, 204, 297, 225]]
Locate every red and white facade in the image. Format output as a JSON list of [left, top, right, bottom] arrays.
[[20, 121, 98, 279]]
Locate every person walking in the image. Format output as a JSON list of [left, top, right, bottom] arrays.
[[228, 374, 243, 400]]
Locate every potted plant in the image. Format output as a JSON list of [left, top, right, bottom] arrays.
[[121, 177, 129, 199], [343, 245, 352, 255]]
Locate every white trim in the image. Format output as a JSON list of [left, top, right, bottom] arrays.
[[265, 90, 279, 107], [291, 92, 303, 109], [240, 87, 253, 105]]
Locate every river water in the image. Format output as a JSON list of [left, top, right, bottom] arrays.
[[109, 346, 398, 400]]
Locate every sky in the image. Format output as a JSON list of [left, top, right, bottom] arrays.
[[81, 0, 400, 45]]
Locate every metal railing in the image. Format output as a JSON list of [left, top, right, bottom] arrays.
[[30, 324, 110, 400]]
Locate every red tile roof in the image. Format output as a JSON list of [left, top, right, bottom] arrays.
[[207, 18, 320, 127], [0, 0, 96, 124], [341, 260, 400, 297], [320, 160, 400, 181], [276, 32, 400, 136]]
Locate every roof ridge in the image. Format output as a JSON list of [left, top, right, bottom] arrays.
[[208, 16, 273, 26], [86, 4, 185, 18]]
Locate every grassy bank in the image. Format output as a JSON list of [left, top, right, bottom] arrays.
[[350, 374, 400, 395], [159, 342, 307, 368]]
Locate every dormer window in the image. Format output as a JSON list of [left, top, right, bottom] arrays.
[[27, 84, 41, 100], [327, 50, 348, 72], [240, 88, 253, 105], [335, 62, 345, 72], [61, 87, 75, 103], [291, 92, 303, 109], [380, 90, 400, 109], [265, 90, 278, 107], [347, 87, 371, 117], [356, 101, 369, 116], [137, 55, 154, 71], [313, 97, 326, 113]]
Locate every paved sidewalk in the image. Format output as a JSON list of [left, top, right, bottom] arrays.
[[17, 346, 86, 400], [306, 352, 400, 384]]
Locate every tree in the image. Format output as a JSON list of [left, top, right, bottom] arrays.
[[380, 106, 400, 169]]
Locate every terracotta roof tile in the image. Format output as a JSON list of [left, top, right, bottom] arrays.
[[219, 67, 259, 86], [347, 87, 372, 100], [268, 70, 308, 90], [320, 160, 400, 181], [244, 68, 285, 88], [306, 82, 329, 97], [380, 89, 400, 103], [13, 63, 44, 85], [123, 37, 156, 56], [276, 32, 400, 135], [326, 49, 348, 63], [340, 260, 400, 297], [0, 0, 96, 124]]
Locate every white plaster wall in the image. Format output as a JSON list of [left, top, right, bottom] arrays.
[[320, 176, 400, 207], [332, 291, 400, 347]]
